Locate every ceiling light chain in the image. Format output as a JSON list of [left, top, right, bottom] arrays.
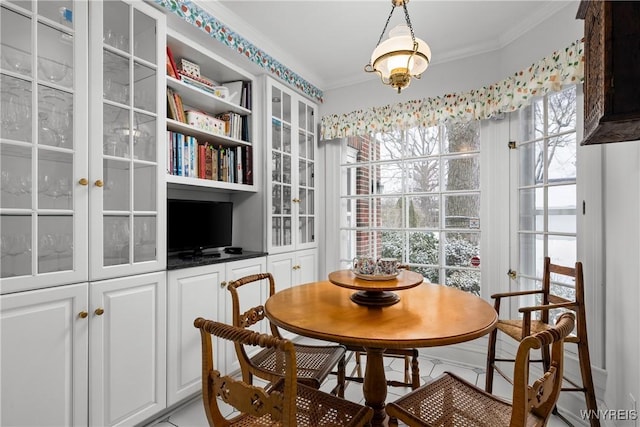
[[365, 0, 431, 94], [400, 1, 416, 45], [373, 5, 396, 49]]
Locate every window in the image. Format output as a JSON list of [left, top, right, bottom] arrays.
[[339, 121, 481, 294], [515, 85, 578, 306]]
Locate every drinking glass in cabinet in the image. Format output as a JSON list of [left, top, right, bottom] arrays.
[[37, 150, 73, 210], [132, 112, 155, 161], [0, 75, 32, 142], [299, 191, 307, 215], [0, 215, 32, 278], [0, 144, 32, 209], [283, 187, 291, 214], [37, 21, 73, 89], [299, 160, 308, 187], [134, 215, 156, 263], [272, 153, 281, 182], [103, 1, 129, 53], [272, 185, 281, 214], [272, 217, 281, 246], [103, 50, 129, 105], [299, 218, 308, 244], [104, 216, 130, 266], [298, 130, 307, 158], [133, 62, 156, 113], [0, 44, 31, 76], [103, 104, 130, 158], [0, 6, 32, 76], [38, 215, 73, 274], [38, 86, 73, 148]]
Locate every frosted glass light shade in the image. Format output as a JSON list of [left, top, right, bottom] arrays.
[[371, 24, 431, 79]]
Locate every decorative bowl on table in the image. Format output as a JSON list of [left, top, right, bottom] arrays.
[[351, 270, 399, 281]]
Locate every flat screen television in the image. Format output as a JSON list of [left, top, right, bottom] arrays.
[[167, 199, 233, 256]]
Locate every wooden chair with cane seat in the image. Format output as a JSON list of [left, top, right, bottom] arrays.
[[194, 318, 373, 426], [485, 257, 599, 426], [227, 273, 347, 397], [386, 312, 575, 427]]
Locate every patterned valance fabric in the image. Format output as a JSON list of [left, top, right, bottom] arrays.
[[321, 39, 584, 140]]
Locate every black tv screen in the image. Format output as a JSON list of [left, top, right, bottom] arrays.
[[167, 199, 233, 255]]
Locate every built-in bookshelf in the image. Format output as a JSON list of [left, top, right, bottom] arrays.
[[165, 29, 257, 193]]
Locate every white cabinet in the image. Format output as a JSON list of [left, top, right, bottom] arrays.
[[0, 271, 166, 427], [166, 257, 266, 406], [167, 263, 223, 406], [89, 272, 167, 427], [267, 249, 317, 340], [268, 248, 318, 291], [0, 283, 89, 427], [0, 0, 166, 292], [265, 76, 318, 256]]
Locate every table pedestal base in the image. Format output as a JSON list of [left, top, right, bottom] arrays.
[[350, 290, 400, 307], [363, 347, 388, 425]]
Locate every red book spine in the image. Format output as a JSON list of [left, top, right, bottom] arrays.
[[166, 46, 180, 80]]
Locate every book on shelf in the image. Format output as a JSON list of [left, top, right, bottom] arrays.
[[198, 144, 206, 179], [236, 146, 243, 185], [243, 145, 253, 185], [211, 146, 219, 181], [166, 46, 180, 80], [173, 91, 186, 123], [205, 145, 213, 180], [167, 88, 179, 121]]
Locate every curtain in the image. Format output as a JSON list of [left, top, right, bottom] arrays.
[[321, 39, 583, 141]]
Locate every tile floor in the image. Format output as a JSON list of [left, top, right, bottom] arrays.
[[148, 348, 576, 427]]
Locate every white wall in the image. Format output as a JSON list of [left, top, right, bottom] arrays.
[[602, 142, 640, 420]]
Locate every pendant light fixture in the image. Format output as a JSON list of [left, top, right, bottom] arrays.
[[364, 0, 431, 93]]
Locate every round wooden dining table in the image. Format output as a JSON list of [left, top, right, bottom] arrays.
[[265, 280, 498, 426]]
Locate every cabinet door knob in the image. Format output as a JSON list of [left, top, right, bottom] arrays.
[[78, 311, 88, 319], [94, 307, 105, 316], [78, 178, 88, 186], [220, 281, 227, 288], [94, 180, 104, 188]]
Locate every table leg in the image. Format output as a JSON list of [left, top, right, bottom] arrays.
[[363, 347, 387, 425]]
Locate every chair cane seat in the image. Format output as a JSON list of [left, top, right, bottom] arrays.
[[224, 380, 372, 426], [497, 319, 579, 343], [250, 343, 346, 388], [497, 319, 552, 340], [387, 372, 545, 427]]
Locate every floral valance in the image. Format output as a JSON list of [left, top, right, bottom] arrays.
[[321, 39, 584, 140]]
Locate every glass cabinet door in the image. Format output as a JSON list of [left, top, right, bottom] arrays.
[[89, 0, 165, 280], [1, 0, 89, 293], [270, 86, 293, 251], [297, 99, 316, 247], [266, 77, 317, 253]]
